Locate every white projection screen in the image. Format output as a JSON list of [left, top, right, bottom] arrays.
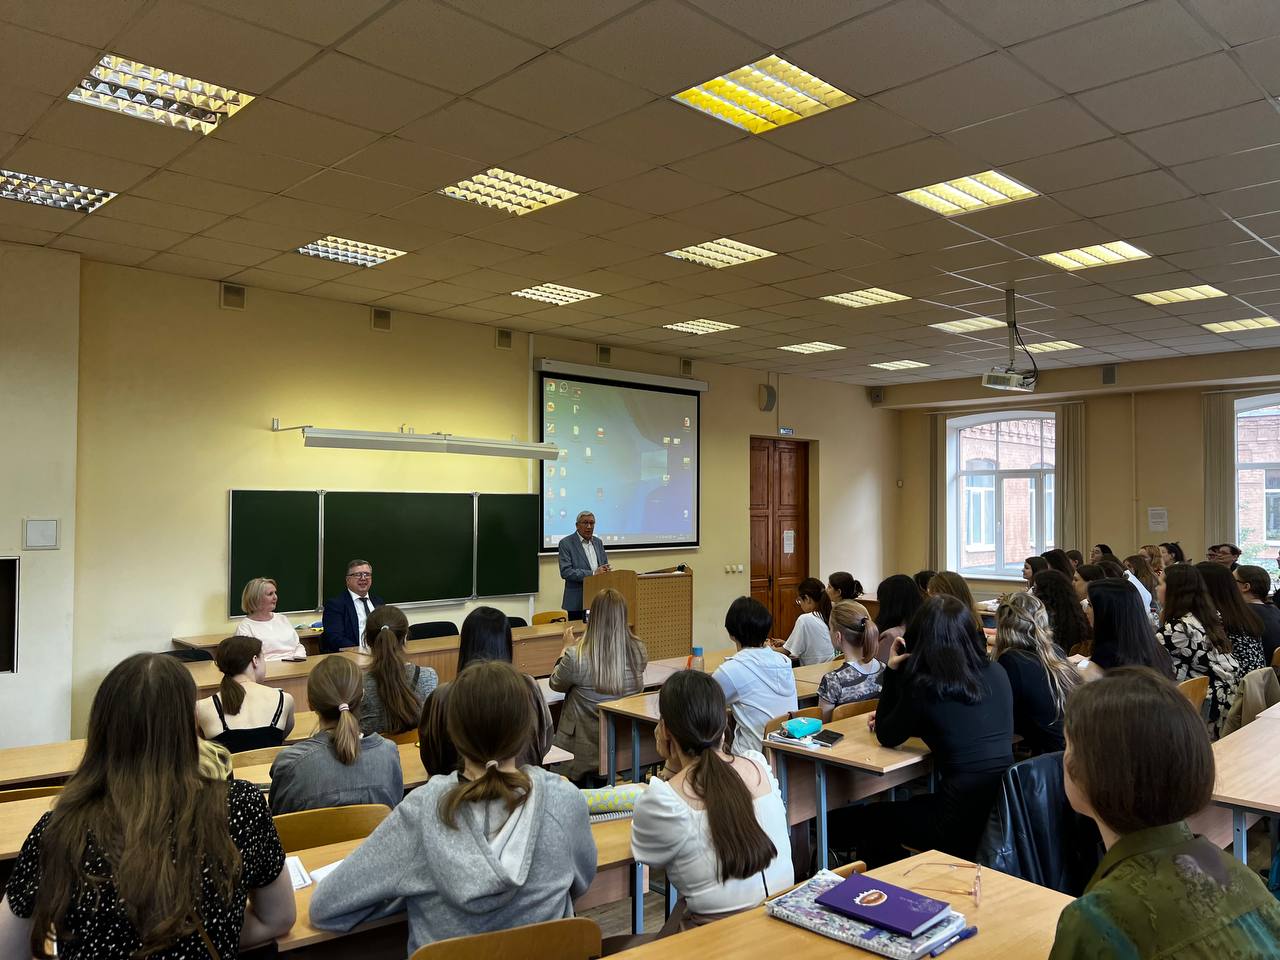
[[539, 372, 700, 551]]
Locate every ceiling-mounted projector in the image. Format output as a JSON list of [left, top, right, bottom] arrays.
[[982, 369, 1036, 392], [980, 289, 1038, 394]]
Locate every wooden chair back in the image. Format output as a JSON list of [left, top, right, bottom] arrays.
[[387, 728, 418, 745], [1178, 675, 1209, 713], [532, 610, 569, 625], [763, 706, 822, 737], [0, 785, 63, 803], [834, 860, 868, 878], [831, 699, 878, 722], [272, 803, 392, 854], [409, 917, 601, 960], [231, 744, 287, 770], [1272, 647, 1280, 668]]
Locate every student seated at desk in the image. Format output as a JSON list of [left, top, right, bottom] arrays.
[[714, 597, 798, 756], [873, 574, 924, 663], [834, 596, 1013, 867], [817, 600, 883, 721], [234, 576, 306, 661], [770, 577, 835, 666], [419, 606, 552, 776], [1048, 667, 1280, 958], [310, 661, 596, 955], [196, 636, 295, 753], [1075, 579, 1175, 682], [926, 571, 984, 636], [359, 605, 437, 736], [269, 656, 403, 816], [1157, 564, 1242, 739], [1034, 569, 1093, 658], [0, 654, 294, 959], [992, 592, 1079, 755], [632, 670, 793, 924]]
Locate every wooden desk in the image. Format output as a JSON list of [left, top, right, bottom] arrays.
[[1211, 720, 1280, 861], [765, 715, 931, 869], [790, 660, 842, 686], [0, 739, 86, 788], [0, 796, 57, 859], [608, 850, 1070, 959], [175, 627, 325, 656]]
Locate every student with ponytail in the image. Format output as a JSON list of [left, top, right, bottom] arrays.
[[268, 656, 403, 815], [310, 660, 596, 954], [818, 601, 884, 720], [196, 635, 295, 752], [770, 576, 835, 665], [359, 606, 437, 736], [632, 670, 792, 922]]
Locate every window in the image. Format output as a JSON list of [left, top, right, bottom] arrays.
[[1235, 396, 1280, 568], [949, 413, 1056, 577]]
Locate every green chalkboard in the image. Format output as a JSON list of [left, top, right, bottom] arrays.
[[228, 490, 320, 617], [322, 492, 475, 605], [476, 494, 539, 597]]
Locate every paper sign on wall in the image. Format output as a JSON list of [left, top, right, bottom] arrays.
[[1147, 507, 1169, 532], [782, 529, 795, 554]]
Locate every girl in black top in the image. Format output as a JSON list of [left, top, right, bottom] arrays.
[[1078, 578, 1175, 681], [992, 592, 1080, 754], [1197, 561, 1266, 675], [1033, 569, 1092, 656], [834, 596, 1014, 868]]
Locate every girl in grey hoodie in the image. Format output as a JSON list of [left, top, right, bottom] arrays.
[[309, 661, 597, 955]]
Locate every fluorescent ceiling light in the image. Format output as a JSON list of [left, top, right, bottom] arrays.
[[930, 316, 1005, 334], [298, 236, 406, 267], [511, 283, 599, 305], [1036, 241, 1149, 271], [1203, 317, 1279, 333], [298, 427, 559, 461], [898, 170, 1037, 216], [778, 341, 844, 354], [666, 238, 775, 268], [438, 168, 576, 216], [1024, 340, 1081, 353], [1134, 284, 1227, 305], [67, 54, 252, 134], [673, 55, 854, 134], [870, 359, 929, 370], [663, 319, 740, 334], [821, 288, 910, 308], [0, 169, 115, 213]]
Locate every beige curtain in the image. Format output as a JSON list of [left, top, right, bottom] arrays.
[[1203, 392, 1236, 550], [929, 413, 947, 570], [1055, 403, 1087, 555]]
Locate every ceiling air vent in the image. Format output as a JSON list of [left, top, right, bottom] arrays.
[[680, 357, 693, 376], [1102, 364, 1117, 385], [495, 328, 513, 350], [370, 308, 392, 332]]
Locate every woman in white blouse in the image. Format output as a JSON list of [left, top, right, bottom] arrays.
[[631, 670, 792, 924], [235, 577, 307, 661], [770, 577, 835, 666]]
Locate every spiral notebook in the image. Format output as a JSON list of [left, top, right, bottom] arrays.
[[766, 870, 967, 960]]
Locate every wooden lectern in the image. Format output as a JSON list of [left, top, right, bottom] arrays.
[[583, 567, 693, 660]]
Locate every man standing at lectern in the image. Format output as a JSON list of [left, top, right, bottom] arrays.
[[559, 511, 610, 620]]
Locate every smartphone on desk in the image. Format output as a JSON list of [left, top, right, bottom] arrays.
[[813, 728, 845, 747]]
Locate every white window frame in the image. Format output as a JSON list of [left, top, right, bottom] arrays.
[[1235, 394, 1280, 554], [947, 411, 1056, 578]]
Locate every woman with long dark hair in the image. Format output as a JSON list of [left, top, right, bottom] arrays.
[[826, 571, 863, 603], [1033, 569, 1093, 656], [360, 605, 437, 735], [773, 576, 835, 665], [1159, 542, 1186, 566], [874, 574, 925, 662], [1041, 549, 1074, 578], [1023, 556, 1049, 586], [1079, 578, 1175, 681], [926, 571, 983, 635], [0, 654, 294, 957], [1196, 562, 1265, 675], [632, 670, 793, 919], [1158, 564, 1241, 738]]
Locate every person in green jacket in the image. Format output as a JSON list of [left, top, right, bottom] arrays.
[[1050, 667, 1280, 959]]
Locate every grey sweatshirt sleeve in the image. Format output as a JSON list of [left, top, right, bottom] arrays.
[[308, 796, 434, 930], [547, 779, 597, 900]]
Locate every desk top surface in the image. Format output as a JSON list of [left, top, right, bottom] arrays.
[[1212, 720, 1280, 814], [608, 850, 1069, 959], [764, 714, 930, 775]]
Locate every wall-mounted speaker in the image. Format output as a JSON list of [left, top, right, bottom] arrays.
[[680, 357, 693, 377], [219, 282, 246, 311], [597, 344, 612, 365], [495, 328, 513, 350], [370, 308, 392, 332], [1102, 364, 1117, 385], [758, 383, 777, 412], [867, 386, 884, 405]]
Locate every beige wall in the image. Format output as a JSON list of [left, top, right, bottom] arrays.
[[0, 244, 79, 748], [71, 262, 897, 733]]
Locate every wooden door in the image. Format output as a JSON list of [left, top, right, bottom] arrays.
[[749, 438, 810, 639]]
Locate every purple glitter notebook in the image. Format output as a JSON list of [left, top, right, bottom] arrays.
[[815, 871, 952, 938]]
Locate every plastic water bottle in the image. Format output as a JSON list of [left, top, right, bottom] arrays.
[[687, 646, 705, 672]]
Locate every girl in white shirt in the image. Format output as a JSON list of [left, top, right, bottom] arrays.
[[234, 577, 307, 661], [631, 670, 793, 923], [772, 577, 835, 666]]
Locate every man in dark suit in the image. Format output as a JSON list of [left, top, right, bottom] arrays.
[[321, 558, 384, 652], [558, 511, 609, 620]]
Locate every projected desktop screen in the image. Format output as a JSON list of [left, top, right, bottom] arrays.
[[539, 374, 699, 551]]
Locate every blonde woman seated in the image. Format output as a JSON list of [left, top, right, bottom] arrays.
[[196, 636, 295, 753], [235, 577, 306, 661], [359, 606, 437, 736], [269, 656, 403, 815], [817, 601, 883, 721], [632, 670, 793, 925], [992, 593, 1080, 755], [550, 588, 647, 783]]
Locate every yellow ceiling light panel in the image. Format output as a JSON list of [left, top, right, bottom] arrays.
[[297, 236, 406, 267], [673, 55, 854, 134], [1036, 240, 1149, 271], [663, 319, 740, 334], [67, 54, 252, 134], [1024, 340, 1081, 353], [1134, 284, 1227, 305], [930, 316, 1005, 334], [665, 238, 775, 268], [510, 283, 599, 305], [0, 169, 115, 213], [778, 341, 845, 354], [1203, 317, 1279, 333], [438, 168, 576, 215], [899, 170, 1038, 216], [870, 359, 929, 370], [821, 287, 911, 308]]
